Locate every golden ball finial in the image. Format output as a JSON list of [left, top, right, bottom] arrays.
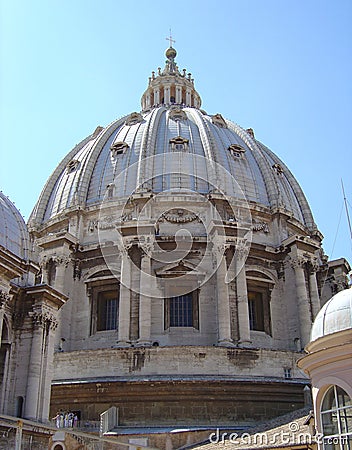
[[165, 46, 177, 60]]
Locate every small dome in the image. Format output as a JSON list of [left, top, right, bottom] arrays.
[[310, 289, 352, 341], [0, 192, 29, 259], [166, 46, 177, 59]]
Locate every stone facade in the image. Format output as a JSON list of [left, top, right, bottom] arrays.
[[0, 46, 351, 449]]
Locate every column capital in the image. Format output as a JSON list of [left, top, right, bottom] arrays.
[[52, 255, 72, 267], [0, 290, 10, 308], [307, 257, 320, 273], [235, 238, 250, 262], [29, 311, 58, 331], [288, 255, 307, 270]]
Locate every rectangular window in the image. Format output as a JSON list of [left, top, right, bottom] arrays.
[[97, 291, 118, 331], [164, 290, 199, 329], [170, 294, 193, 327], [248, 291, 264, 331]]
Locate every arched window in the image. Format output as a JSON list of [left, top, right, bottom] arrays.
[[320, 385, 352, 449]]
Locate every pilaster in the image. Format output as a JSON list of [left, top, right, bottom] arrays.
[[214, 240, 234, 347], [117, 251, 132, 346], [137, 251, 152, 346]]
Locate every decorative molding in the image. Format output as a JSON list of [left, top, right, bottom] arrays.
[[52, 255, 72, 267], [252, 221, 269, 233], [162, 209, 198, 223], [0, 290, 10, 308]]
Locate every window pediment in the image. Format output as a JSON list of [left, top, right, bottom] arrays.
[[228, 144, 246, 158], [169, 136, 189, 151]]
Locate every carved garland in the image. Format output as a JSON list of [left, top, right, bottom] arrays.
[[162, 209, 198, 223]]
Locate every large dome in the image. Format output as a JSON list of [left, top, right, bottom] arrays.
[[29, 48, 315, 232], [0, 191, 29, 259]]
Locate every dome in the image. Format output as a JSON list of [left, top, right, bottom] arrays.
[[29, 48, 316, 232], [310, 288, 352, 341], [0, 192, 29, 259]]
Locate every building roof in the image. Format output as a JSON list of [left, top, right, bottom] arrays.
[[29, 48, 316, 233], [189, 407, 314, 449], [0, 191, 29, 259], [310, 288, 352, 342]]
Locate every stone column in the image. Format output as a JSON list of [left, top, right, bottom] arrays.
[[117, 251, 131, 346], [0, 292, 7, 348], [24, 314, 45, 420], [175, 87, 180, 104], [186, 89, 191, 106], [291, 256, 312, 348], [309, 260, 321, 320], [0, 347, 10, 414], [40, 317, 58, 422], [137, 252, 152, 346], [215, 246, 234, 347], [164, 85, 170, 104], [236, 263, 251, 345], [53, 256, 72, 350], [54, 256, 71, 292], [154, 88, 159, 105]]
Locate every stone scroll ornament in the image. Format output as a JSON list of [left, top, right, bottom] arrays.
[[97, 153, 253, 298]]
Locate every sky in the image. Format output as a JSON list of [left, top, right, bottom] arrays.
[[1, 0, 352, 264]]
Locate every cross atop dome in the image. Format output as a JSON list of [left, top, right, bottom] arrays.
[[166, 29, 176, 48]]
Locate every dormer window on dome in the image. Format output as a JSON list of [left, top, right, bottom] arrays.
[[110, 141, 129, 158], [212, 114, 227, 129], [169, 136, 189, 152], [125, 112, 143, 126], [228, 144, 246, 158], [66, 159, 80, 174], [169, 107, 187, 122], [272, 163, 284, 175]]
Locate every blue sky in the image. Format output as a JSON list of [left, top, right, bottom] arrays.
[[1, 0, 352, 263]]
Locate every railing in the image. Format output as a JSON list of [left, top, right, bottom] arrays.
[[0, 414, 158, 449]]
